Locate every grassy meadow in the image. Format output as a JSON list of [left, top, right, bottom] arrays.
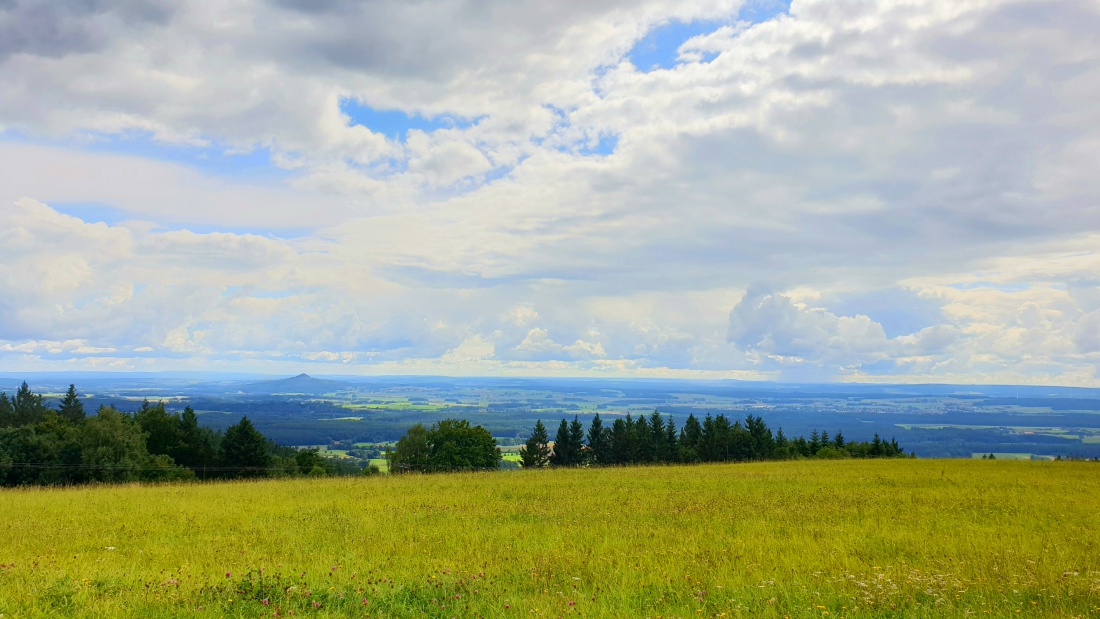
[[1, 459, 1097, 618]]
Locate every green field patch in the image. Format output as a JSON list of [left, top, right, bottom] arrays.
[[1, 460, 1097, 618], [970, 452, 1055, 460]]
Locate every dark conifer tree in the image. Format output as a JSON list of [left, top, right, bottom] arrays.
[[774, 427, 789, 459], [219, 416, 271, 478], [521, 420, 550, 468], [57, 384, 85, 423], [680, 414, 702, 462], [809, 429, 821, 455], [13, 382, 48, 426], [623, 413, 638, 463], [870, 433, 884, 457], [713, 414, 732, 461], [635, 414, 655, 463], [744, 415, 774, 460], [568, 416, 585, 465], [174, 406, 217, 477], [550, 418, 571, 466], [795, 436, 810, 457], [728, 419, 750, 461], [664, 415, 678, 463], [0, 392, 14, 427], [586, 413, 607, 465], [609, 418, 631, 465], [834, 430, 845, 450], [699, 414, 717, 461], [649, 411, 667, 462]]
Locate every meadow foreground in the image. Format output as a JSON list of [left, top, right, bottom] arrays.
[[0, 460, 1097, 618]]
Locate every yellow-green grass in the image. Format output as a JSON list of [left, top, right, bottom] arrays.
[[1, 460, 1097, 618]]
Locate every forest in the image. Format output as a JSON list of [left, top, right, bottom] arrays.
[[516, 412, 908, 468], [0, 382, 366, 486], [4, 381, 906, 486]]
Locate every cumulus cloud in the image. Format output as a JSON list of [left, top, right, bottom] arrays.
[[728, 285, 891, 365], [1, 0, 1100, 383]]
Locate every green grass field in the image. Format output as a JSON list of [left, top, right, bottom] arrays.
[[1, 460, 1097, 618]]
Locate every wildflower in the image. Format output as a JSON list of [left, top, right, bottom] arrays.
[[226, 572, 232, 578], [262, 599, 270, 606]]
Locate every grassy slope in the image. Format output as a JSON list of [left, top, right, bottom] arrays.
[[0, 460, 1097, 618]]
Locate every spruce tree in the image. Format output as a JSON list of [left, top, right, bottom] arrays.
[[609, 418, 631, 465], [550, 419, 571, 466], [219, 416, 271, 478], [623, 413, 638, 463], [174, 406, 216, 476], [744, 415, 774, 460], [664, 415, 678, 463], [649, 411, 666, 462], [870, 433, 884, 457], [586, 413, 607, 465], [774, 427, 789, 459], [568, 416, 585, 465], [0, 392, 13, 427], [680, 414, 702, 462], [635, 414, 654, 463], [833, 430, 845, 449], [713, 414, 732, 461], [521, 420, 550, 468], [57, 384, 85, 423], [13, 382, 48, 426], [699, 414, 717, 462]]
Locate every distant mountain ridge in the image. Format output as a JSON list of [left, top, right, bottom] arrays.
[[239, 373, 351, 395]]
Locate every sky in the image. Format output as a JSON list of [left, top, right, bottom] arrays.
[[1, 0, 1099, 385]]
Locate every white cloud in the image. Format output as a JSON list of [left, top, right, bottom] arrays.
[[1, 0, 1099, 384]]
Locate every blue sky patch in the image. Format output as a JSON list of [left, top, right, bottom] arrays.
[[826, 288, 945, 339], [2, 128, 288, 182], [48, 202, 312, 237], [738, 0, 792, 24], [629, 20, 726, 72], [627, 1, 791, 73], [339, 98, 477, 141], [49, 202, 134, 226], [580, 135, 619, 157]]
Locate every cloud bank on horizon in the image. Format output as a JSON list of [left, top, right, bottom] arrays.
[[1, 0, 1099, 384]]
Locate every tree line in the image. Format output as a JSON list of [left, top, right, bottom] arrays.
[[0, 382, 371, 486], [521, 412, 909, 468]]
